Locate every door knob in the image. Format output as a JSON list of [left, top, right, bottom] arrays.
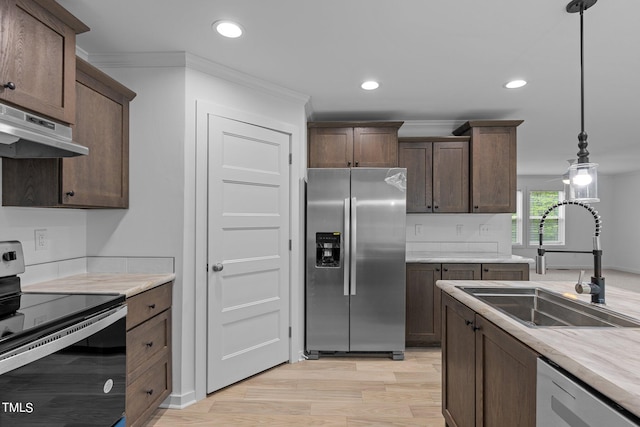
[[212, 263, 224, 272]]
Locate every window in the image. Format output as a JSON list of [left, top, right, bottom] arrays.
[[512, 189, 566, 247], [511, 190, 523, 245], [528, 190, 565, 246]]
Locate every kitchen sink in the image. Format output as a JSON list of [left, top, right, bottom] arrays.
[[457, 287, 640, 328]]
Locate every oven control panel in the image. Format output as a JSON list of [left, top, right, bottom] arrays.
[[0, 241, 24, 276]]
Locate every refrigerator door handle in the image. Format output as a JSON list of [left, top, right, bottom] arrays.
[[343, 197, 350, 296], [350, 196, 357, 295]]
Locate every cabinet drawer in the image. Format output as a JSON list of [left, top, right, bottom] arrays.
[[126, 282, 172, 330], [126, 355, 171, 427], [127, 309, 171, 382]]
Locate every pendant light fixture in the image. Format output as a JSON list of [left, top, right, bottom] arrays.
[[566, 0, 599, 203]]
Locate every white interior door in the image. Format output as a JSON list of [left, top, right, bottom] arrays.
[[207, 115, 290, 393]]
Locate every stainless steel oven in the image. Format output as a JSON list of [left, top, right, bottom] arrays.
[[0, 241, 127, 427]]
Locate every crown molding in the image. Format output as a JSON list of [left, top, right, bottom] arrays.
[[84, 51, 310, 106]]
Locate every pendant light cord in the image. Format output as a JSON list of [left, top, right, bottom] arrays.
[[577, 2, 590, 163]]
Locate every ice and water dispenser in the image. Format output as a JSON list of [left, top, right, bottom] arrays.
[[315, 232, 341, 267]]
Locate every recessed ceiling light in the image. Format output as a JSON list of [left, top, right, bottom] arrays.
[[361, 81, 380, 90], [504, 79, 527, 89], [213, 20, 243, 38]]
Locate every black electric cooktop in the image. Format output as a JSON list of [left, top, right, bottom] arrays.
[[0, 291, 125, 354]]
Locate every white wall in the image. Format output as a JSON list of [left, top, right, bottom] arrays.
[[609, 171, 640, 273], [85, 52, 308, 408], [513, 175, 614, 269], [0, 204, 87, 270]]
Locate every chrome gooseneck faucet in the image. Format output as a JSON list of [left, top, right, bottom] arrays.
[[535, 200, 605, 304]]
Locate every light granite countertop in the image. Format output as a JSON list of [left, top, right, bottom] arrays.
[[22, 273, 176, 298], [407, 251, 534, 264], [437, 279, 640, 418]]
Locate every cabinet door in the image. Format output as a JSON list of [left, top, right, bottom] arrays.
[[442, 292, 476, 427], [405, 263, 441, 346], [441, 263, 481, 280], [353, 126, 398, 167], [308, 127, 353, 167], [470, 126, 517, 213], [433, 141, 469, 213], [62, 59, 134, 208], [398, 142, 432, 213], [475, 315, 537, 427], [0, 0, 80, 123], [481, 263, 529, 280]]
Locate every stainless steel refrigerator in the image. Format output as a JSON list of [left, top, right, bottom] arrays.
[[305, 168, 407, 360]]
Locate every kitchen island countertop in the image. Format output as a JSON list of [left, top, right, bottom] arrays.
[[438, 279, 640, 419], [22, 273, 175, 298], [407, 251, 533, 264]]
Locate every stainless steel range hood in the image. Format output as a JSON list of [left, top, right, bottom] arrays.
[[0, 102, 88, 158]]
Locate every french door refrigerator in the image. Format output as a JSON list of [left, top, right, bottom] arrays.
[[305, 168, 407, 360]]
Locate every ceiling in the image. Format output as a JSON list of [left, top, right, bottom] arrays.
[[57, 0, 640, 176]]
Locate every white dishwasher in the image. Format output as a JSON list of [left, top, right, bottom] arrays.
[[537, 358, 640, 427]]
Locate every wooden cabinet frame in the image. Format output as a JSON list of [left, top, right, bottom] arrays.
[[453, 120, 523, 213], [399, 137, 470, 213], [308, 121, 403, 168], [441, 292, 538, 427], [0, 0, 89, 123]]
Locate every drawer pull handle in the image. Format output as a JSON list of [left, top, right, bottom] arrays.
[[146, 341, 154, 348], [148, 303, 156, 309], [146, 389, 154, 396], [3, 82, 16, 90]]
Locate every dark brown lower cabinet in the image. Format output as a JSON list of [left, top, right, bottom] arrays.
[[441, 292, 538, 427], [406, 263, 481, 346], [405, 263, 529, 347], [481, 263, 529, 280]]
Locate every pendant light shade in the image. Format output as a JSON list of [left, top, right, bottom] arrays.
[[568, 162, 598, 202], [566, 0, 600, 202]]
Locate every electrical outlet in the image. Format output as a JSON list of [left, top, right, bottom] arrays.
[[34, 229, 49, 251], [479, 224, 491, 236], [456, 224, 463, 236], [415, 224, 423, 236]]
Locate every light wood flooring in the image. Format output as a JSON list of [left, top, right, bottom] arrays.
[[145, 348, 444, 426]]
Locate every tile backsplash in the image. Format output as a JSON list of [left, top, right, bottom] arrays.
[[406, 213, 512, 254]]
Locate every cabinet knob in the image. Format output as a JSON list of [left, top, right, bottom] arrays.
[[146, 341, 154, 348], [65, 190, 75, 197], [434, 205, 439, 209], [435, 268, 440, 272], [355, 161, 359, 167], [148, 303, 156, 309], [427, 205, 431, 209], [484, 268, 489, 272], [474, 205, 479, 210], [146, 389, 154, 396], [212, 263, 224, 272], [347, 161, 351, 167], [443, 268, 448, 272], [2, 82, 16, 91]]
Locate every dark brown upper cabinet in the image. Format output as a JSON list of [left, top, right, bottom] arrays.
[[453, 120, 523, 213], [399, 137, 469, 213], [308, 121, 403, 168], [2, 57, 136, 208], [0, 0, 89, 124]]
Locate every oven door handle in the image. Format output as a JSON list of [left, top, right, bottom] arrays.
[[0, 305, 127, 376]]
